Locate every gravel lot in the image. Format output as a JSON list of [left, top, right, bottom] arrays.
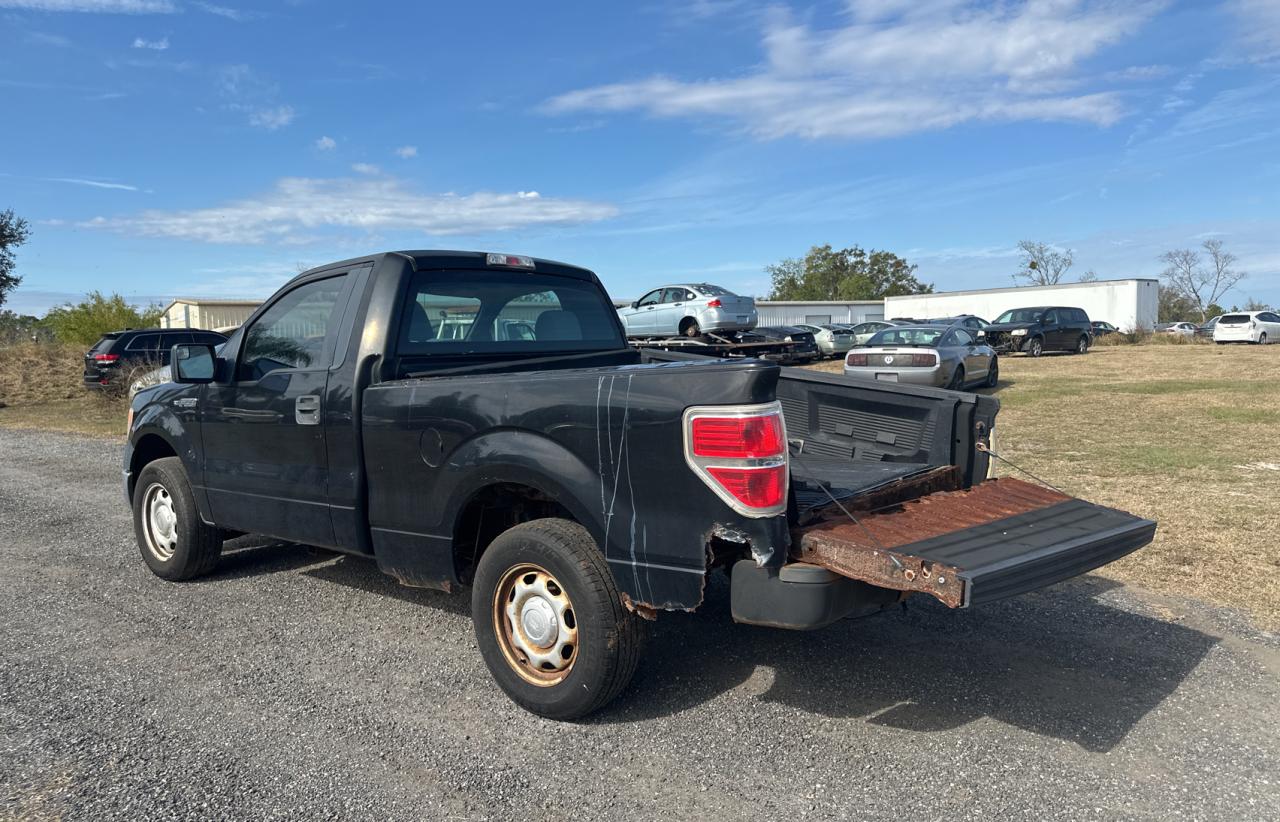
[[2, 427, 1278, 821]]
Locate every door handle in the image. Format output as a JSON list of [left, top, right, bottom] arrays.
[[295, 394, 321, 426]]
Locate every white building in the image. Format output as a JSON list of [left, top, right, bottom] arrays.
[[884, 279, 1158, 331], [161, 298, 261, 333], [754, 300, 885, 326]]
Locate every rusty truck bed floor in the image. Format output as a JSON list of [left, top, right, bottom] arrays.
[[796, 477, 1156, 608]]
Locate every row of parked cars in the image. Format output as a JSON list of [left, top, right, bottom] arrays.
[[1153, 312, 1280, 344]]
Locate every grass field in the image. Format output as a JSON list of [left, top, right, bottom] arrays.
[[4, 341, 1278, 626], [809, 343, 1280, 627]]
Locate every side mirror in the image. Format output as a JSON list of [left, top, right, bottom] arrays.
[[171, 343, 217, 383], [630, 301, 639, 309]]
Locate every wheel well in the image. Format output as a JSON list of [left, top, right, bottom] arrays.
[[129, 434, 177, 499], [452, 483, 575, 585], [678, 316, 697, 333]]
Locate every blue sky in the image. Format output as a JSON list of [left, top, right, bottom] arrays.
[[2, 0, 1278, 314]]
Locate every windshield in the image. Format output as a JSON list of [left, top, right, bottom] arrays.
[[397, 271, 625, 355], [995, 308, 1044, 324], [867, 327, 944, 347]]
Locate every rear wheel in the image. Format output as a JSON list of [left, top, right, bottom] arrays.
[[1075, 335, 1090, 355], [946, 366, 966, 390], [1026, 337, 1044, 357], [1260, 333, 1269, 345], [472, 519, 643, 720], [132, 457, 223, 580], [680, 318, 701, 338], [985, 357, 999, 388]]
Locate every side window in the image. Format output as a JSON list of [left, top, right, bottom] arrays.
[[239, 275, 347, 380], [1043, 310, 1059, 325], [1261, 312, 1279, 323], [126, 334, 160, 352], [637, 289, 662, 307], [163, 332, 194, 347], [953, 328, 975, 346], [661, 288, 684, 304]]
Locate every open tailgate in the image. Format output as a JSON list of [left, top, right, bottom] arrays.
[[795, 477, 1156, 608]]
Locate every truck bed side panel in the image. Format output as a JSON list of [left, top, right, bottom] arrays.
[[360, 359, 789, 610]]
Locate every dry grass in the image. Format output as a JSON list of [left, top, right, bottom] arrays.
[[0, 343, 128, 438], [808, 344, 1280, 626]]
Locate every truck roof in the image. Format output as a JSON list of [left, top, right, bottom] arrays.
[[293, 250, 597, 284]]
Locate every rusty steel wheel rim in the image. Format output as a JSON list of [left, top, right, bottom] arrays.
[[492, 563, 579, 687]]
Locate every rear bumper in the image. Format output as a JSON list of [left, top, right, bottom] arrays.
[[842, 364, 946, 386], [729, 560, 899, 629], [1214, 328, 1256, 342], [699, 307, 758, 332]]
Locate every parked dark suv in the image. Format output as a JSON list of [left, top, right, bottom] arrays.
[[84, 328, 228, 388], [984, 306, 1092, 357]]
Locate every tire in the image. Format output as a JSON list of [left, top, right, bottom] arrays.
[[946, 366, 965, 391], [680, 318, 701, 338], [1260, 333, 1268, 345], [472, 518, 644, 720], [132, 457, 223, 581], [1075, 335, 1090, 355], [1026, 337, 1044, 357], [985, 357, 999, 388]]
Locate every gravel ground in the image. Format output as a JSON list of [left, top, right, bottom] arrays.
[[2, 427, 1278, 821]]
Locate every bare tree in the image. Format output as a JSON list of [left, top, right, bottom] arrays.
[[1013, 240, 1073, 286], [1159, 239, 1247, 322], [1078, 269, 1098, 282]]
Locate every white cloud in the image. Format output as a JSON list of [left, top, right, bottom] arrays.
[[194, 1, 253, 21], [25, 31, 72, 46], [314, 135, 336, 150], [247, 104, 294, 130], [546, 1, 1166, 140], [0, 0, 174, 11], [131, 35, 168, 50], [393, 145, 417, 159], [351, 162, 380, 175], [81, 175, 619, 244], [45, 176, 138, 190], [1229, 0, 1280, 61]]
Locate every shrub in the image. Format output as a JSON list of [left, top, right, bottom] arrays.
[[43, 292, 163, 347]]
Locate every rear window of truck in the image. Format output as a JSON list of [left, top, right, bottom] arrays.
[[397, 271, 626, 355]]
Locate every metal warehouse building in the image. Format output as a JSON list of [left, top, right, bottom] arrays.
[[754, 300, 885, 326], [884, 279, 1159, 331], [160, 298, 261, 333]]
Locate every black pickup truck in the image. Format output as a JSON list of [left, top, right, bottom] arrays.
[[125, 251, 1156, 719]]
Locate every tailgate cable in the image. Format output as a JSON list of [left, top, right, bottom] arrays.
[[787, 439, 902, 570], [974, 441, 1069, 496]]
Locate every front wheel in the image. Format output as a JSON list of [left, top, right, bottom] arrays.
[[132, 457, 223, 580], [472, 519, 644, 720], [1026, 337, 1044, 357]]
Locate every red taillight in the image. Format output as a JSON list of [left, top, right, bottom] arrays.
[[846, 353, 867, 366], [706, 466, 786, 509], [93, 353, 120, 362], [684, 403, 788, 516], [910, 353, 937, 366], [706, 298, 722, 308], [691, 414, 784, 459]]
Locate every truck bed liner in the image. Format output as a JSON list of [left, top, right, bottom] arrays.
[[795, 478, 1156, 608]]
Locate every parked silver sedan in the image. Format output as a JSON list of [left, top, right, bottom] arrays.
[[617, 283, 757, 338], [793, 323, 855, 357], [843, 325, 998, 391]]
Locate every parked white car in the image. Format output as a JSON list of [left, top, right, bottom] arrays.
[[793, 323, 855, 357], [617, 284, 757, 338], [1163, 321, 1198, 337], [1213, 311, 1280, 344]]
